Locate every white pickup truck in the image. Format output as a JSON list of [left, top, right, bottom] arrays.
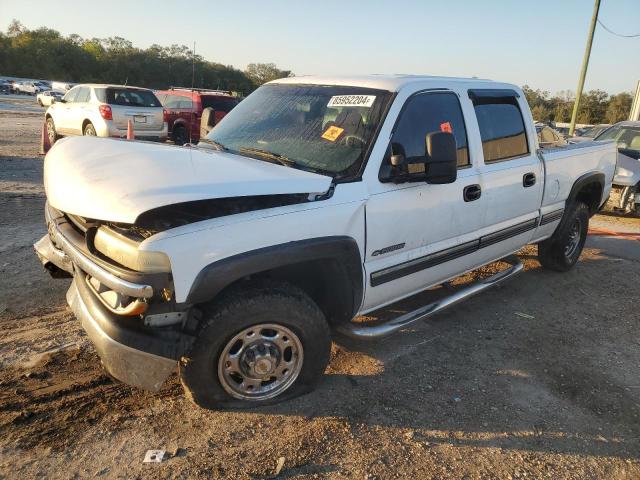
[[35, 75, 617, 409]]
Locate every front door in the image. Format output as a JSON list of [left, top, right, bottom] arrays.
[[362, 90, 488, 312]]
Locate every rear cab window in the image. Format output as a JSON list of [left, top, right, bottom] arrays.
[[95, 88, 161, 107], [469, 90, 529, 163]]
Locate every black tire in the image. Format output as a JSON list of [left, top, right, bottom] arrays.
[[83, 122, 96, 136], [45, 117, 58, 145], [172, 125, 187, 146], [538, 201, 589, 272], [180, 281, 331, 409]]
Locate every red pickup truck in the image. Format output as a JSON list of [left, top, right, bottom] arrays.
[[156, 88, 239, 145]]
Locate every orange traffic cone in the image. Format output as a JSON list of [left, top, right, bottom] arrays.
[[127, 119, 134, 140], [39, 122, 51, 155]]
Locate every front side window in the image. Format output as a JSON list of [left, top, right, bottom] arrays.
[[206, 84, 392, 177], [384, 92, 470, 181], [472, 95, 529, 162]]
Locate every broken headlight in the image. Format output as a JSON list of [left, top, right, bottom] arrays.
[[93, 226, 171, 273]]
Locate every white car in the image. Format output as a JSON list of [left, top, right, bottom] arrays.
[[35, 75, 616, 409], [37, 90, 63, 107], [44, 84, 168, 143], [14, 81, 47, 95]]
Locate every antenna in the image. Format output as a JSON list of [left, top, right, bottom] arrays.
[[189, 41, 196, 144]]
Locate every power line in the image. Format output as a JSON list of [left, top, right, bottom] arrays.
[[597, 19, 640, 38]]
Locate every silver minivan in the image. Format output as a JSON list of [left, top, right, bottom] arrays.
[[45, 84, 168, 144]]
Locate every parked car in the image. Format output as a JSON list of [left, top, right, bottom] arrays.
[[35, 75, 616, 408], [536, 124, 567, 148], [156, 88, 239, 145], [37, 90, 63, 106], [51, 81, 75, 93], [570, 124, 610, 143], [44, 84, 168, 144], [0, 79, 10, 94], [594, 121, 640, 215], [13, 81, 47, 95]]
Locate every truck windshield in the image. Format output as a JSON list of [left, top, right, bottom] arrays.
[[205, 84, 392, 177]]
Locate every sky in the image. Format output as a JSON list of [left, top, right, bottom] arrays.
[[1, 0, 639, 95]]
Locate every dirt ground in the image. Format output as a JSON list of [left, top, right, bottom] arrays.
[[1, 96, 639, 479]]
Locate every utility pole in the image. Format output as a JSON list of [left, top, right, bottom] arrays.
[[569, 0, 601, 136]]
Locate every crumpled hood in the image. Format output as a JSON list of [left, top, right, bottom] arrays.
[[44, 136, 332, 223]]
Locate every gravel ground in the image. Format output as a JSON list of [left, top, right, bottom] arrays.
[[0, 96, 639, 479]]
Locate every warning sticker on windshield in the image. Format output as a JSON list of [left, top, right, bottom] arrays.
[[327, 95, 376, 108], [321, 126, 344, 142]]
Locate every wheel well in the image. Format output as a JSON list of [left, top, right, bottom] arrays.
[[82, 119, 93, 131], [575, 181, 603, 215], [213, 259, 360, 326]]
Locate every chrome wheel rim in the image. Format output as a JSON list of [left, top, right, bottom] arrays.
[[84, 125, 96, 136], [46, 121, 55, 144], [564, 218, 582, 258], [218, 323, 303, 401]]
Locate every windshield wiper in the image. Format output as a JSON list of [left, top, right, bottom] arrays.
[[237, 147, 295, 167], [198, 138, 227, 151]]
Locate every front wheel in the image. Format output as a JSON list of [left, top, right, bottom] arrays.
[[45, 117, 58, 145], [538, 201, 589, 272], [180, 282, 331, 409]]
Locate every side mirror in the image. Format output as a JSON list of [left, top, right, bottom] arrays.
[[425, 131, 457, 184], [200, 107, 216, 139]]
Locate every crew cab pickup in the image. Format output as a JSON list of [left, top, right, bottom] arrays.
[[35, 75, 617, 409]]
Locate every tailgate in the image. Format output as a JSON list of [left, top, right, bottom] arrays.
[[111, 105, 164, 130]]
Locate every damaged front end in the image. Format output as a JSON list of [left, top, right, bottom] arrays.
[[34, 203, 196, 391]]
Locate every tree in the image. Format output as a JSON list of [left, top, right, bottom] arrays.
[[605, 92, 632, 123], [245, 63, 292, 86], [7, 19, 25, 37], [0, 21, 281, 95]]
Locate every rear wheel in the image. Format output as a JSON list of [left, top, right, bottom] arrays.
[[83, 122, 96, 136], [538, 201, 589, 272], [180, 282, 331, 409], [172, 125, 187, 145]]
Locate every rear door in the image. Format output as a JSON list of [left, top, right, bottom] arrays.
[[104, 88, 164, 131], [469, 89, 543, 255]]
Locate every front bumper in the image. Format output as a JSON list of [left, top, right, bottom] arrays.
[[66, 271, 177, 391], [34, 205, 193, 391]]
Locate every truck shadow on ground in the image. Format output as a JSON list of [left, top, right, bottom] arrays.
[[235, 252, 640, 461]]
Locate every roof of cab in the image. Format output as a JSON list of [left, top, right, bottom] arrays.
[[269, 74, 514, 92]]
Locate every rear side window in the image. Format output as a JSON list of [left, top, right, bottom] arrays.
[[201, 96, 239, 113], [75, 87, 91, 103], [471, 94, 529, 162], [63, 87, 80, 103], [96, 88, 161, 107]]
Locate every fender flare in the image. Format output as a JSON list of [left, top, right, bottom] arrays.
[[184, 236, 364, 317], [566, 171, 605, 214]]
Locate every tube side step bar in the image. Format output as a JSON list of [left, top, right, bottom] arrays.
[[338, 258, 524, 340]]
